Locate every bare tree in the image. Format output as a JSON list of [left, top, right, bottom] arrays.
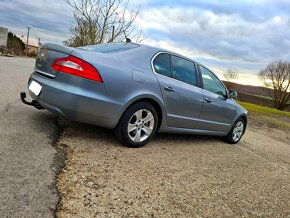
[[223, 68, 239, 90], [64, 15, 98, 46], [260, 61, 290, 111], [64, 0, 144, 47]]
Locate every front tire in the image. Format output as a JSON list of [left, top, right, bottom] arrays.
[[224, 118, 245, 144], [115, 102, 158, 148]]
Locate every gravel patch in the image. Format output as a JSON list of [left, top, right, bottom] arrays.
[[56, 119, 290, 217]]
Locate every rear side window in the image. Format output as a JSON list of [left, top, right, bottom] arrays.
[[152, 53, 171, 77], [79, 43, 139, 53], [171, 55, 197, 86]]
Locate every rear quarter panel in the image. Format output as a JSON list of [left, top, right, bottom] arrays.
[[71, 46, 166, 127]]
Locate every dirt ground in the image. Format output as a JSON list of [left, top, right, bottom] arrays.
[[56, 119, 290, 217]]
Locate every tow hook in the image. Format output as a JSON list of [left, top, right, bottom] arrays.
[[20, 92, 44, 110]]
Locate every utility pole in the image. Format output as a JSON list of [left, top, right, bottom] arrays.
[[38, 37, 41, 53], [25, 26, 31, 56]]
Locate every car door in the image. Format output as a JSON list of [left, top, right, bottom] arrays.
[[152, 53, 204, 129], [197, 65, 237, 132]]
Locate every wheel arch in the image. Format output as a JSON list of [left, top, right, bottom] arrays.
[[231, 113, 248, 134], [115, 95, 165, 131]]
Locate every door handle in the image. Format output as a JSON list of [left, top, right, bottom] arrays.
[[163, 86, 175, 92], [204, 98, 212, 103]]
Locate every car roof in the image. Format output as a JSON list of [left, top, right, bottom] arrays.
[[78, 42, 213, 73], [137, 43, 212, 71]]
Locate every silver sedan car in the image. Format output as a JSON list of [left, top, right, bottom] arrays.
[[21, 42, 247, 147]]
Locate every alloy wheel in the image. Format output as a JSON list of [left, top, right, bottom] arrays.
[[127, 109, 155, 142], [232, 121, 244, 142]]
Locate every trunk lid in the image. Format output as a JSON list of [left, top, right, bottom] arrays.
[[35, 43, 74, 78]]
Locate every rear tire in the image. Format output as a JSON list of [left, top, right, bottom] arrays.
[[224, 118, 245, 144], [115, 102, 158, 148]]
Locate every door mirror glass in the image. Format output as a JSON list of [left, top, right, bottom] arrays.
[[228, 90, 237, 99]]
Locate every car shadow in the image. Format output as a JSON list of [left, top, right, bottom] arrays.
[[56, 117, 223, 148]]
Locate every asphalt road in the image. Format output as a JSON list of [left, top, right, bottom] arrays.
[[0, 57, 61, 217]]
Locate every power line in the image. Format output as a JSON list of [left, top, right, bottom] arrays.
[[28, 27, 70, 44], [3, 0, 72, 17], [0, 0, 74, 43], [0, 5, 72, 26], [0, 5, 71, 42]]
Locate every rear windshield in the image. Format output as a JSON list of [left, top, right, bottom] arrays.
[[79, 43, 139, 53]]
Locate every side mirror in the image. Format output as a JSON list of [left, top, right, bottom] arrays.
[[228, 90, 238, 99]]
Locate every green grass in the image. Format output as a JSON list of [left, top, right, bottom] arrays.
[[237, 101, 290, 130], [243, 93, 290, 104], [237, 101, 290, 117], [244, 93, 272, 100]]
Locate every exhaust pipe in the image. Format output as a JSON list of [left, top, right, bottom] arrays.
[[20, 92, 44, 110]]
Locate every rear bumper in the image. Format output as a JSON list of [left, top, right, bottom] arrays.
[[27, 72, 125, 129]]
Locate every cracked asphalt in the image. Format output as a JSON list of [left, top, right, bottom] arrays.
[[0, 57, 63, 217]]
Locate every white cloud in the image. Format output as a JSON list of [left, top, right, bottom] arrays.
[[2, 0, 290, 85], [139, 3, 290, 63]]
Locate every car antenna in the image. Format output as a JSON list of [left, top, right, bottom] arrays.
[[123, 31, 131, 43]]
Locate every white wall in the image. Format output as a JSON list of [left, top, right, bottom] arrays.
[[0, 27, 8, 46]]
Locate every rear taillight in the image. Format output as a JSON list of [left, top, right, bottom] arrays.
[[52, 55, 103, 83]]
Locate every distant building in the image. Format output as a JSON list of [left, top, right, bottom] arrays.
[[21, 36, 39, 56], [0, 27, 8, 46], [24, 44, 39, 55]]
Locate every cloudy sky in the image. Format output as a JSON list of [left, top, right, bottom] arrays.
[[1, 0, 290, 85]]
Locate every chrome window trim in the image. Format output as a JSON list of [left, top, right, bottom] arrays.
[[150, 51, 199, 88]]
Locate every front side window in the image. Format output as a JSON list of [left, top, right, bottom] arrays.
[[152, 53, 171, 77], [199, 66, 227, 96], [171, 55, 197, 86]]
